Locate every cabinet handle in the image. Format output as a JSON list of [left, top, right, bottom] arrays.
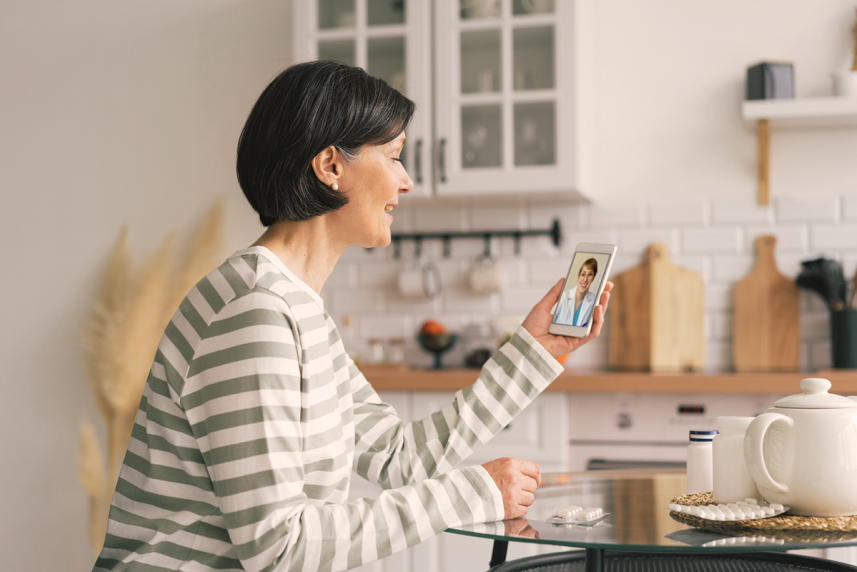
[[437, 138, 447, 183], [414, 139, 423, 184]]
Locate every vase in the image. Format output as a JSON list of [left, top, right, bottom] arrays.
[[832, 71, 857, 97]]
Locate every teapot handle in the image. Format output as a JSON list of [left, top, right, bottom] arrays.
[[744, 412, 793, 495]]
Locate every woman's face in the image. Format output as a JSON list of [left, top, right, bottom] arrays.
[[332, 132, 413, 249], [577, 265, 595, 294]]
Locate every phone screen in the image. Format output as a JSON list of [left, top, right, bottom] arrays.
[[551, 251, 612, 328]]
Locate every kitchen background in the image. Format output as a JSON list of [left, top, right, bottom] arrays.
[[2, 1, 857, 570]]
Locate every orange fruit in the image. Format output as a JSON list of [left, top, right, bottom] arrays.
[[420, 319, 447, 337]]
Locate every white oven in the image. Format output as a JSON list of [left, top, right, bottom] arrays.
[[567, 392, 777, 472]]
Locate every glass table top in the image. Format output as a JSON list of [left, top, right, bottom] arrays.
[[447, 469, 857, 553]]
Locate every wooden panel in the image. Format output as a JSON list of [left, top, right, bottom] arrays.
[[609, 243, 705, 372], [360, 367, 857, 395], [733, 235, 800, 372]]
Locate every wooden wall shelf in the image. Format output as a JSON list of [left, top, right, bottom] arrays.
[[741, 97, 857, 205], [361, 367, 857, 395]]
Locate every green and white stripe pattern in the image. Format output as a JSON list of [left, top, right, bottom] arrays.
[[94, 247, 563, 572]]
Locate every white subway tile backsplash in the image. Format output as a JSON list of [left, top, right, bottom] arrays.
[[501, 286, 548, 312], [709, 311, 733, 340], [325, 263, 356, 287], [357, 261, 400, 288], [682, 227, 741, 254], [529, 259, 573, 285], [742, 226, 807, 253], [331, 290, 385, 314], [712, 255, 754, 282], [529, 204, 584, 232], [589, 204, 645, 228], [619, 228, 678, 256], [471, 205, 527, 231], [711, 199, 771, 224], [561, 230, 618, 255], [333, 194, 851, 372], [413, 204, 468, 232], [843, 195, 857, 221], [443, 287, 499, 313], [777, 196, 838, 223], [704, 341, 729, 373], [359, 315, 409, 339], [706, 284, 732, 312], [800, 312, 830, 340], [389, 203, 414, 233], [810, 340, 832, 370], [499, 235, 559, 258], [810, 225, 857, 251], [648, 201, 707, 226]]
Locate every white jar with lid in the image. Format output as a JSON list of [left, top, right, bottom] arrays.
[[687, 430, 718, 494], [713, 417, 760, 503]]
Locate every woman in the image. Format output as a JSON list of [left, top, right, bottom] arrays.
[[93, 61, 611, 572], [554, 258, 598, 327]]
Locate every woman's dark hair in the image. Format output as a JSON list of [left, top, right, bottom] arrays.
[[237, 61, 415, 226], [579, 258, 598, 276]]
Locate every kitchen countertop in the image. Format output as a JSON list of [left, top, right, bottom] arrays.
[[360, 366, 857, 394]]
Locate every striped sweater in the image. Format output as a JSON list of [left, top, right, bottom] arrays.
[[94, 247, 564, 572]]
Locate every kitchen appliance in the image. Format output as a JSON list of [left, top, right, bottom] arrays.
[[744, 378, 857, 516], [567, 393, 771, 473]]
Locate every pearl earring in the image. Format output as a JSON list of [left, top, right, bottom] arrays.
[[331, 182, 339, 191]]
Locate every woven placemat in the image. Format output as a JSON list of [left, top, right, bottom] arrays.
[[669, 491, 857, 542]]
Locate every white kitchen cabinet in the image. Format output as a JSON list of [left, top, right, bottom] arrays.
[[346, 389, 569, 572], [292, 0, 592, 200], [292, 0, 434, 198]]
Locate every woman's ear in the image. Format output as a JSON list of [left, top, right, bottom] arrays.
[[311, 145, 343, 188]]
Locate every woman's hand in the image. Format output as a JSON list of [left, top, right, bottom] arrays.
[[521, 279, 613, 360], [482, 457, 541, 519]]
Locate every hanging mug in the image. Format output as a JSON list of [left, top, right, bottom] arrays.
[[469, 253, 505, 295], [399, 258, 442, 300]]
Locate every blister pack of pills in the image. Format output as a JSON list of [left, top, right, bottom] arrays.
[[669, 498, 789, 521], [547, 505, 610, 526]]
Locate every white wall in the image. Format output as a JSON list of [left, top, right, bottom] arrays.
[[2, 1, 857, 571], [590, 0, 857, 202], [0, 1, 290, 570]]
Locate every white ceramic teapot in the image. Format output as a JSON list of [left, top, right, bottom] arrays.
[[744, 378, 857, 516]]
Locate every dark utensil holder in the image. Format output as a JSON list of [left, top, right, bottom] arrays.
[[831, 309, 857, 369]]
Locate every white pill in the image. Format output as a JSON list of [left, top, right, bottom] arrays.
[[727, 503, 739, 509], [762, 507, 775, 516], [727, 538, 736, 544], [745, 498, 759, 504], [736, 501, 749, 507], [668, 503, 682, 512], [732, 511, 746, 519], [698, 509, 714, 519], [555, 509, 575, 520], [770, 503, 784, 511], [688, 507, 704, 517], [717, 504, 729, 509]]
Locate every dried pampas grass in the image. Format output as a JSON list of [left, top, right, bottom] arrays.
[[852, 8, 857, 72], [78, 199, 225, 555]]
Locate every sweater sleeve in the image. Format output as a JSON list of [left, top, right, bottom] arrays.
[[350, 326, 565, 490], [180, 292, 513, 572]]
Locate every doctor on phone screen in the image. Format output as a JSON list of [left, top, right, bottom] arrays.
[[554, 258, 598, 327]]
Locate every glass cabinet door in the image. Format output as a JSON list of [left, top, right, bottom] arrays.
[[434, 0, 578, 197], [292, 0, 433, 198]]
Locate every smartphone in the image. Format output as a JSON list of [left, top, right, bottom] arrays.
[[548, 243, 617, 338]]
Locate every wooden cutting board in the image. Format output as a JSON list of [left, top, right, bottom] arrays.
[[733, 235, 800, 372], [609, 243, 705, 372]]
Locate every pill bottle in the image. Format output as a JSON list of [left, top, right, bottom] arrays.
[[712, 416, 761, 503], [687, 429, 718, 494]]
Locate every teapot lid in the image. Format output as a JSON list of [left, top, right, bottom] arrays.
[[772, 378, 857, 409]]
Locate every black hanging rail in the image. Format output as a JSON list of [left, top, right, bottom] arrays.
[[388, 219, 561, 258]]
